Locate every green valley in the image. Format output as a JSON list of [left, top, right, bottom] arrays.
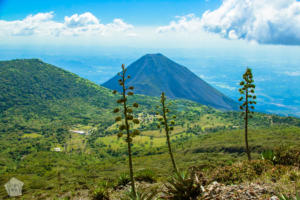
[[0, 59, 300, 199]]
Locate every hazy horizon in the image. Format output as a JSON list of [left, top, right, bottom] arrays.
[[1, 0, 300, 116]]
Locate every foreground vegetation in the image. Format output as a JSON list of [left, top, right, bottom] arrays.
[[1, 60, 300, 199], [0, 125, 300, 199]]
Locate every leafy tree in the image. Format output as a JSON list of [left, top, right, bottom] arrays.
[[157, 92, 178, 173], [238, 68, 256, 161], [112, 64, 140, 197]]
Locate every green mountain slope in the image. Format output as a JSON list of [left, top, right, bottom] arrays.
[[0, 59, 222, 136], [103, 53, 239, 110], [1, 58, 298, 137], [0, 59, 119, 135], [0, 59, 300, 199], [0, 59, 113, 111]]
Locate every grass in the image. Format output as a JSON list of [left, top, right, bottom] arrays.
[[65, 133, 88, 153], [22, 133, 43, 138], [1, 124, 300, 199]]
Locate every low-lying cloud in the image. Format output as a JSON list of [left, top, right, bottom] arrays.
[[284, 71, 300, 76], [156, 14, 202, 33], [202, 0, 300, 45], [158, 0, 300, 46], [0, 12, 134, 38], [2, 1, 300, 47]]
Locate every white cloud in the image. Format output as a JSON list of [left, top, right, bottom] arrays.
[[156, 0, 300, 46], [0, 12, 135, 38], [157, 14, 202, 33], [3, 2, 300, 48], [284, 71, 300, 76], [201, 0, 300, 45], [64, 12, 99, 28], [0, 12, 56, 36]]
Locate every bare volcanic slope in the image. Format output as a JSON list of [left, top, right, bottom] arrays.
[[103, 53, 238, 110]]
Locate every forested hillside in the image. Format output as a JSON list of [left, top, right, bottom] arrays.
[[0, 59, 300, 199]]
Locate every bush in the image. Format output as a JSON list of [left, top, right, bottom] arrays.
[[117, 173, 131, 187], [163, 171, 203, 200], [29, 177, 48, 190], [261, 150, 276, 164], [135, 169, 156, 183], [273, 147, 300, 166], [278, 193, 300, 200], [210, 160, 272, 184], [91, 187, 110, 200], [122, 185, 158, 200]]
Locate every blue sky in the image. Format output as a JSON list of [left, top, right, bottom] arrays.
[[0, 0, 220, 25], [1, 0, 300, 116], [1, 0, 300, 48]]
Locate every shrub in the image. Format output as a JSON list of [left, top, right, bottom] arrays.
[[29, 177, 48, 189], [273, 147, 300, 166], [210, 160, 272, 184], [122, 185, 158, 200], [163, 171, 203, 200], [278, 193, 300, 200], [117, 173, 131, 187], [261, 150, 276, 164], [268, 165, 289, 182], [135, 169, 156, 183], [91, 187, 110, 200], [289, 171, 299, 182]]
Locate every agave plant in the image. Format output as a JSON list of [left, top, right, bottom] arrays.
[[261, 150, 276, 164], [117, 173, 131, 187], [91, 187, 110, 200], [278, 193, 300, 200], [163, 171, 202, 200], [122, 185, 159, 200]]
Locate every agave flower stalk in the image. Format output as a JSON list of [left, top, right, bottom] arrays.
[[112, 64, 140, 197], [157, 92, 178, 173], [239, 68, 256, 161]]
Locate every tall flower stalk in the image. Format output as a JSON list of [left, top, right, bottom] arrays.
[[239, 68, 256, 161], [112, 64, 140, 197], [157, 92, 178, 173]]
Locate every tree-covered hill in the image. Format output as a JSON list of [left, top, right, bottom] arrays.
[[0, 58, 299, 137], [0, 59, 228, 136], [0, 59, 300, 199], [0, 59, 115, 112], [0, 59, 120, 135]]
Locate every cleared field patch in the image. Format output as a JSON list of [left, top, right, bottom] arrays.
[[22, 133, 43, 138]]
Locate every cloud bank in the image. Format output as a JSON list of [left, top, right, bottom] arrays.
[[0, 12, 134, 38], [157, 0, 300, 46], [2, 1, 300, 47], [201, 0, 300, 45], [156, 14, 202, 33]]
